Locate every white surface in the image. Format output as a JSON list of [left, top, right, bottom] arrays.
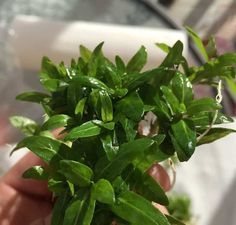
[[8, 15, 188, 71], [175, 120, 236, 225]]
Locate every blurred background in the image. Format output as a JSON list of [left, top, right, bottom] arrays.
[[0, 1, 235, 225]]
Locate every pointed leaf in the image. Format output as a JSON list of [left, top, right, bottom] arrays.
[[99, 90, 113, 122], [115, 55, 126, 75], [80, 45, 92, 63], [100, 134, 119, 161], [115, 92, 144, 121], [40, 78, 68, 92], [13, 136, 68, 167], [73, 75, 113, 94], [77, 192, 96, 225], [186, 26, 208, 61], [170, 120, 196, 161], [65, 121, 102, 141], [155, 43, 170, 53], [41, 114, 72, 130], [206, 36, 217, 58], [67, 80, 83, 113], [41, 56, 61, 79], [59, 160, 93, 187], [88, 42, 104, 77], [170, 72, 193, 104], [110, 191, 170, 225], [123, 68, 165, 91], [187, 98, 221, 116], [92, 179, 115, 205], [160, 86, 181, 115], [165, 215, 185, 225], [126, 46, 147, 73], [63, 190, 88, 225], [160, 41, 183, 67], [75, 97, 87, 120], [16, 91, 50, 103], [142, 173, 169, 205], [192, 111, 234, 126], [51, 192, 70, 225], [96, 138, 154, 181], [197, 127, 236, 146]]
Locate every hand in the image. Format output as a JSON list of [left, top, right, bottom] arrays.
[[0, 152, 52, 225], [0, 153, 170, 225]]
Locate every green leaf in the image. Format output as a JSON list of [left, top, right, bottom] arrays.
[[115, 55, 126, 75], [185, 26, 208, 61], [75, 97, 87, 120], [41, 114, 72, 131], [77, 192, 96, 225], [9, 116, 38, 136], [170, 120, 196, 161], [92, 179, 115, 205], [206, 36, 217, 58], [100, 134, 119, 161], [22, 166, 48, 180], [155, 43, 170, 53], [115, 92, 144, 121], [41, 56, 61, 79], [51, 192, 70, 225], [197, 127, 236, 145], [190, 53, 236, 83], [48, 177, 67, 194], [119, 116, 137, 141], [80, 45, 92, 63], [192, 111, 234, 126], [142, 173, 169, 205], [187, 98, 221, 116], [40, 78, 68, 92], [88, 42, 104, 77], [95, 138, 154, 181], [123, 68, 165, 91], [59, 160, 93, 187], [226, 77, 236, 96], [16, 91, 50, 103], [160, 41, 183, 67], [153, 96, 171, 121], [67, 80, 83, 114], [63, 190, 88, 225], [65, 120, 106, 141], [101, 60, 122, 89], [160, 86, 181, 115], [99, 90, 113, 122], [110, 191, 170, 225], [93, 121, 115, 130], [128, 168, 168, 206], [13, 136, 69, 167], [73, 75, 113, 94], [126, 46, 147, 73], [170, 72, 193, 104], [165, 215, 185, 225]]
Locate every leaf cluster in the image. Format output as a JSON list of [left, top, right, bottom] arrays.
[[10, 28, 236, 225]]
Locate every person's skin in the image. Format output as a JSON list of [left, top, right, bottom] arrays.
[[0, 153, 52, 225], [0, 153, 170, 225]]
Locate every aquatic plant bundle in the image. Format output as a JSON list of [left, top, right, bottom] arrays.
[[11, 28, 236, 225]]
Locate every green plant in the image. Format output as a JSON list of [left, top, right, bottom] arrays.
[[11, 28, 236, 225]]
